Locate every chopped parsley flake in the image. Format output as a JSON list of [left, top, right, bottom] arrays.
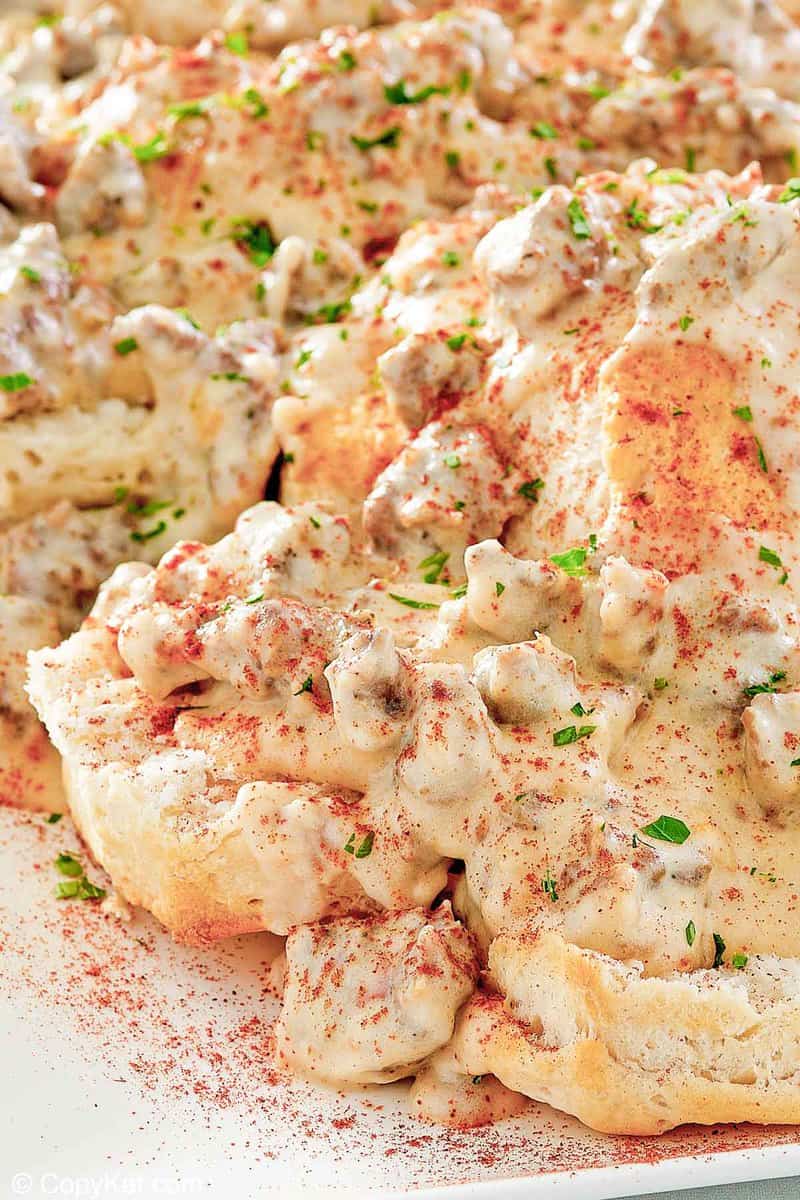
[[19, 265, 40, 283], [419, 551, 449, 584], [337, 50, 357, 71], [732, 405, 753, 421], [130, 520, 167, 543], [231, 219, 276, 266], [712, 933, 726, 969], [566, 197, 591, 239], [114, 337, 138, 356], [759, 545, 783, 569], [384, 79, 450, 105], [126, 497, 172, 517], [654, 677, 669, 691], [131, 131, 170, 163], [445, 149, 460, 170], [758, 545, 787, 584], [388, 593, 440, 610], [355, 831, 374, 858], [553, 724, 596, 747], [443, 452, 461, 469], [244, 593, 264, 605], [550, 545, 588, 577], [570, 701, 594, 717], [518, 478, 545, 501], [779, 178, 800, 203], [225, 31, 249, 56], [0, 372, 33, 391], [754, 436, 768, 473], [46, 812, 63, 824], [732, 952, 748, 969], [309, 299, 352, 324], [640, 815, 691, 844], [729, 204, 758, 227], [625, 198, 662, 234], [54, 853, 106, 901], [542, 868, 559, 902], [685, 920, 696, 947], [55, 852, 82, 878], [344, 831, 374, 858], [442, 250, 460, 268], [56, 877, 106, 901], [167, 99, 210, 121], [743, 670, 786, 698], [530, 121, 558, 140], [350, 126, 401, 152], [678, 315, 694, 331], [242, 88, 269, 118], [495, 581, 505, 597], [446, 333, 467, 351], [294, 676, 313, 695]]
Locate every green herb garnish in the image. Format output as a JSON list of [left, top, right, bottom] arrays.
[[640, 815, 691, 844], [350, 126, 401, 152], [225, 31, 249, 55], [542, 868, 559, 902], [231, 219, 276, 266], [530, 121, 558, 140], [0, 373, 33, 392], [566, 197, 591, 239], [388, 593, 440, 610], [418, 551, 449, 584], [384, 80, 449, 105], [712, 932, 726, 968], [743, 670, 786, 698], [553, 724, 596, 746], [344, 831, 374, 858], [518, 478, 544, 502], [550, 546, 588, 577]]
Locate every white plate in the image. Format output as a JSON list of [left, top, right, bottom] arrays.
[[2, 804, 799, 1200]]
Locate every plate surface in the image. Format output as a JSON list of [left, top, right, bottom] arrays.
[[2, 804, 799, 1199]]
